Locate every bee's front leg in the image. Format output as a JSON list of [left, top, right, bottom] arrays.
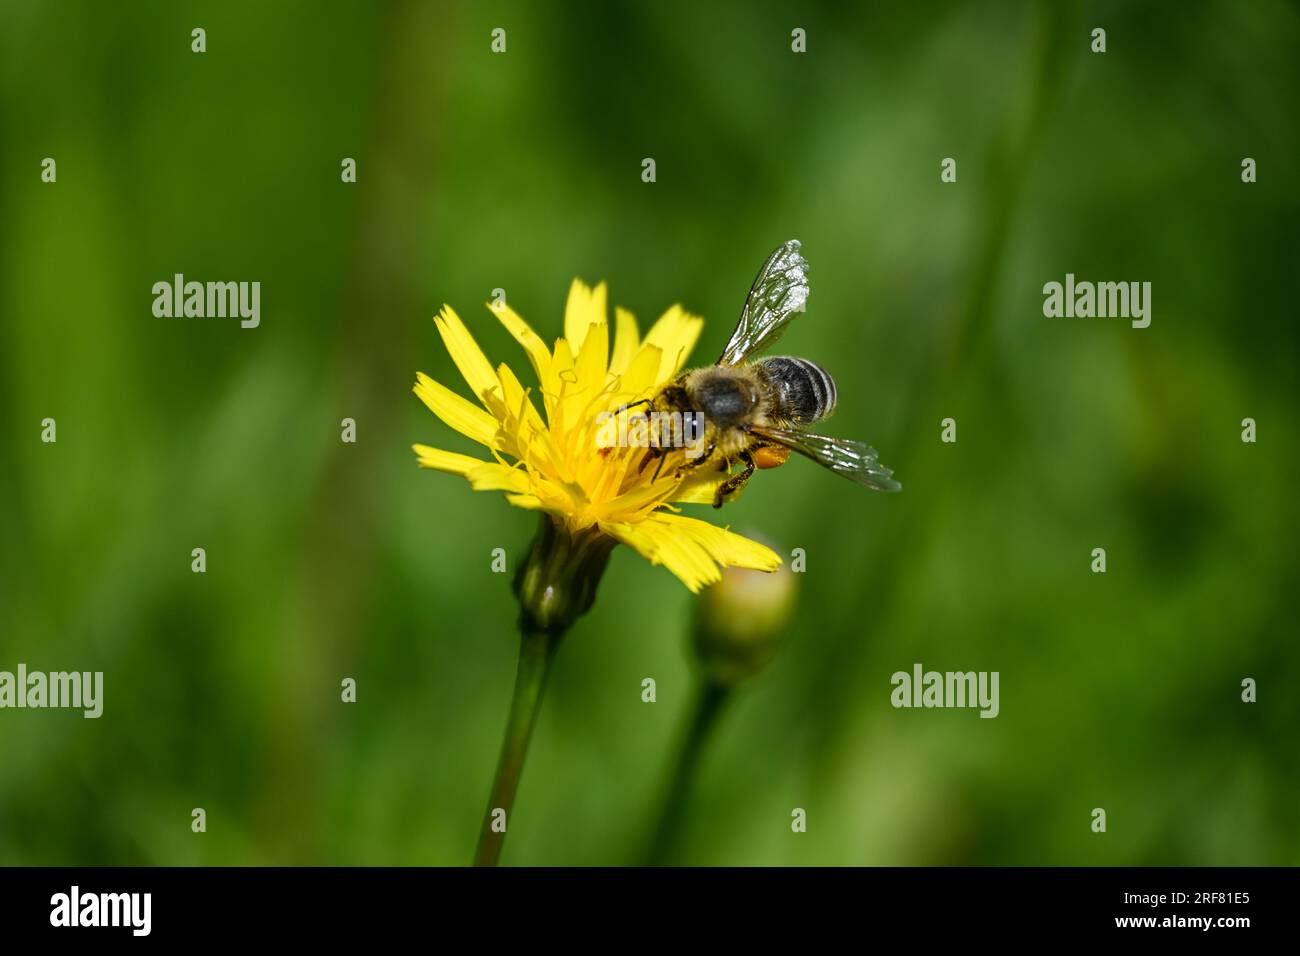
[[712, 450, 756, 508], [673, 442, 716, 476], [645, 439, 713, 481], [615, 397, 656, 416]]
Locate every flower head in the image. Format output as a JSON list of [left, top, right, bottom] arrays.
[[693, 550, 798, 686], [412, 280, 782, 591]]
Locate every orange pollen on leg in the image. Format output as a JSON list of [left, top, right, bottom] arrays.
[[753, 446, 791, 469]]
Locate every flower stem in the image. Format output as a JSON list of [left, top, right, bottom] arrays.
[[473, 515, 615, 866], [473, 622, 559, 867], [645, 678, 731, 866]]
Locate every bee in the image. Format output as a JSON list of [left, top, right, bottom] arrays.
[[626, 239, 901, 507]]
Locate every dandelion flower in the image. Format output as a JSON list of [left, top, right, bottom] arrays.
[[412, 280, 782, 594], [413, 277, 783, 866]]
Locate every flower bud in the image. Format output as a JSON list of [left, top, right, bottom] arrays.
[[514, 516, 616, 636], [691, 549, 797, 687]]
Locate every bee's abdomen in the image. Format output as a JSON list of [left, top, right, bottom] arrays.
[[757, 356, 837, 424]]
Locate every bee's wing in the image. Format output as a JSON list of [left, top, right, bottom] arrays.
[[749, 424, 902, 492], [717, 240, 810, 366]]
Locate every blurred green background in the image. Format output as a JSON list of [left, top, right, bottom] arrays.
[[1, 0, 1296, 866]]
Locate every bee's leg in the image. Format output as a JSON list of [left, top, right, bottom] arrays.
[[675, 442, 715, 477], [637, 445, 664, 475], [712, 451, 756, 509], [614, 398, 655, 415], [651, 448, 670, 481]]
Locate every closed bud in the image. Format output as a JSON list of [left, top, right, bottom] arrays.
[[692, 552, 796, 687]]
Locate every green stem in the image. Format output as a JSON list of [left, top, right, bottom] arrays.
[[645, 679, 731, 866], [473, 515, 614, 866], [473, 623, 560, 867]]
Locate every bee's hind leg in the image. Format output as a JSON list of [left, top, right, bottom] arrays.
[[712, 451, 756, 509]]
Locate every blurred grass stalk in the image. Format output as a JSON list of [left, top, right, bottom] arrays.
[[646, 559, 797, 865], [801, 0, 1076, 774]]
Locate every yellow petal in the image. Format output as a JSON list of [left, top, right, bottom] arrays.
[[669, 467, 730, 504], [574, 330, 607, 398], [643, 304, 704, 381], [495, 362, 560, 475], [466, 462, 532, 494], [505, 493, 545, 510], [495, 363, 546, 430], [413, 372, 500, 448], [434, 305, 500, 404], [609, 307, 640, 376], [602, 512, 780, 592], [563, 280, 588, 348], [592, 476, 673, 522], [603, 515, 716, 591], [564, 279, 607, 354], [548, 337, 580, 439], [551, 337, 576, 382], [490, 302, 553, 392], [618, 343, 664, 399], [671, 516, 782, 571], [412, 444, 534, 501], [412, 444, 491, 475]]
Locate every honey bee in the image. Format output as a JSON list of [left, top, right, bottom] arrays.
[[626, 239, 901, 507]]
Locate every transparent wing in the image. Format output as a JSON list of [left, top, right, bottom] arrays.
[[717, 240, 810, 366], [750, 424, 902, 492]]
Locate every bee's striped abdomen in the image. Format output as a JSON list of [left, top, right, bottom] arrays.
[[756, 356, 837, 424]]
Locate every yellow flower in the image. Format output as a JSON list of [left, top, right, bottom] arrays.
[[412, 280, 782, 592]]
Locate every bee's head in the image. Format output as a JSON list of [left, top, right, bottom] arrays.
[[689, 371, 758, 427]]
